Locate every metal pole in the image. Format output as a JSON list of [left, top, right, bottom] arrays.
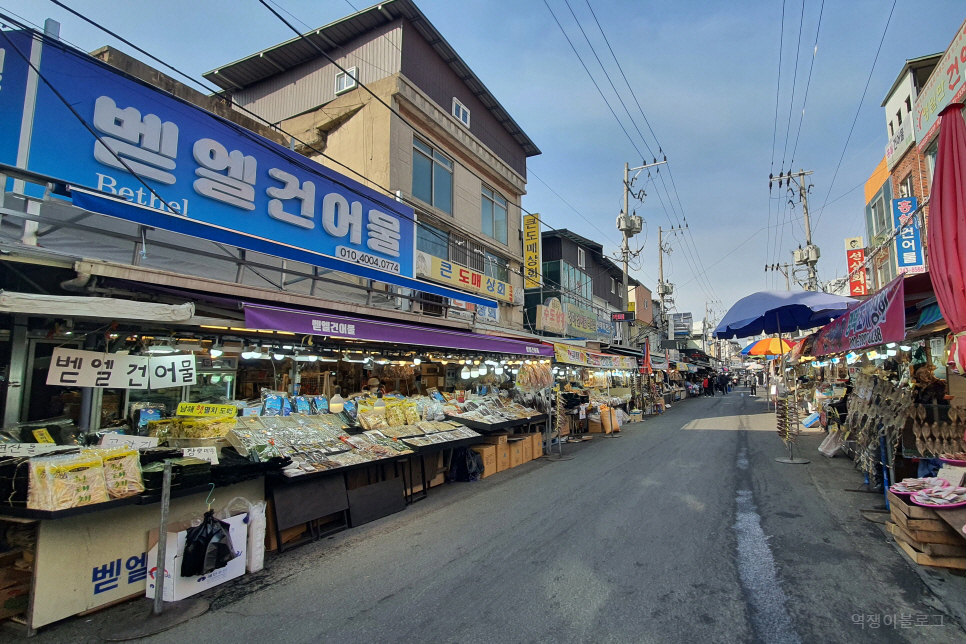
[[153, 461, 173, 616], [799, 170, 818, 291], [622, 162, 631, 346]]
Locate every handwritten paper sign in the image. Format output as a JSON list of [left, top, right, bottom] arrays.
[[0, 443, 73, 457], [182, 447, 219, 465], [98, 434, 159, 449]]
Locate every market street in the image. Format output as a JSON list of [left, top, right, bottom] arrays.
[[24, 389, 964, 644]]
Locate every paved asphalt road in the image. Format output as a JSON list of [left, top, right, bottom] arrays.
[[20, 388, 966, 643]]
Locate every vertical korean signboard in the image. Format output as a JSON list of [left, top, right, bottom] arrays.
[[523, 214, 541, 289], [892, 197, 925, 274], [844, 237, 868, 296]]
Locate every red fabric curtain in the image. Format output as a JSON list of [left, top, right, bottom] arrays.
[[928, 104, 966, 371]]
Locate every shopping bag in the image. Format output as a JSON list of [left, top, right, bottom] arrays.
[[180, 510, 236, 577]]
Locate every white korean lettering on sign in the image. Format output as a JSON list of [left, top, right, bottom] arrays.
[[182, 447, 219, 464], [267, 168, 316, 228], [148, 356, 197, 388], [192, 138, 257, 210], [310, 319, 357, 336], [98, 434, 159, 449], [46, 348, 153, 389], [93, 96, 179, 184]]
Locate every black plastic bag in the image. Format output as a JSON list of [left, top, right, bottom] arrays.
[[180, 510, 236, 577], [449, 447, 484, 482]]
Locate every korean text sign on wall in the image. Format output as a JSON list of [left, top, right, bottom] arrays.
[[844, 237, 868, 296], [415, 252, 514, 303], [0, 30, 416, 280], [892, 198, 925, 274], [914, 18, 966, 151], [523, 214, 541, 289]]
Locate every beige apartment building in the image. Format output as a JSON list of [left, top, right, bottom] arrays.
[[205, 0, 540, 332]]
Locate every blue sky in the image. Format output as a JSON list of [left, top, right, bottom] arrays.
[[3, 0, 964, 321]]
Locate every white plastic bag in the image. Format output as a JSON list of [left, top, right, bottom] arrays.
[[216, 496, 267, 573], [818, 432, 845, 458]]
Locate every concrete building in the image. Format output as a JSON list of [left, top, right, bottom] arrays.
[[204, 0, 539, 332], [880, 54, 939, 277], [863, 157, 895, 290], [523, 229, 638, 344]]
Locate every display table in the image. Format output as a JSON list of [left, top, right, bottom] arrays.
[[0, 478, 264, 633], [265, 437, 483, 552]]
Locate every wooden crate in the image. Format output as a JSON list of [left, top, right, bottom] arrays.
[[887, 491, 940, 520], [893, 536, 966, 570], [888, 522, 966, 557]]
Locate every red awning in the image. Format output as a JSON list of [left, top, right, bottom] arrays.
[[927, 105, 966, 371]]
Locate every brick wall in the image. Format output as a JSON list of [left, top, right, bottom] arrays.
[[890, 145, 931, 241]]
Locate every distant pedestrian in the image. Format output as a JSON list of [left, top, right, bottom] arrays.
[[750, 379, 758, 395], [702, 376, 710, 396]]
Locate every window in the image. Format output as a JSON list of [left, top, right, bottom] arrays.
[[481, 186, 508, 245], [896, 109, 902, 126], [412, 138, 453, 214], [611, 277, 618, 294], [417, 223, 448, 259], [905, 96, 912, 113], [485, 252, 509, 282], [452, 98, 470, 127], [889, 122, 894, 137], [577, 247, 586, 268], [335, 67, 358, 95], [871, 197, 888, 235], [900, 174, 914, 199]]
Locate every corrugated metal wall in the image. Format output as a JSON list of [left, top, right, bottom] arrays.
[[234, 21, 404, 124]]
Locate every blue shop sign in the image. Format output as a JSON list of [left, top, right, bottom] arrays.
[[0, 30, 499, 304], [891, 197, 925, 275]]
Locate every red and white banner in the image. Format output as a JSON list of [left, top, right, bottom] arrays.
[[845, 237, 868, 296], [812, 276, 905, 357]]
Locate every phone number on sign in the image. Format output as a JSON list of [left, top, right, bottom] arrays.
[[336, 246, 401, 274]]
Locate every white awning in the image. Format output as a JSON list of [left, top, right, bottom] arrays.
[[0, 291, 194, 322]]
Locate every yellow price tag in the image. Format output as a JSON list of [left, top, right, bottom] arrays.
[[32, 428, 56, 444]]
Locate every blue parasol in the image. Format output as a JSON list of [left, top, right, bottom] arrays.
[[713, 290, 856, 339]]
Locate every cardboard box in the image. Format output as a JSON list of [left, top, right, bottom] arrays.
[[147, 512, 248, 602], [629, 411, 643, 423], [471, 444, 497, 478], [588, 419, 606, 434], [495, 443, 510, 472], [531, 433, 544, 457], [521, 439, 533, 462], [479, 433, 509, 445], [508, 440, 524, 468]]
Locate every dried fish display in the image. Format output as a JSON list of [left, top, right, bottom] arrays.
[[890, 477, 949, 495], [911, 485, 966, 507]]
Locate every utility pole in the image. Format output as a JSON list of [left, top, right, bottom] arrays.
[[618, 158, 667, 346], [765, 263, 793, 290], [769, 169, 820, 290], [656, 225, 674, 341]]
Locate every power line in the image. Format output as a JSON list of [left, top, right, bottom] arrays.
[[767, 0, 787, 275], [787, 0, 825, 169], [779, 0, 805, 171], [813, 0, 897, 232], [573, 0, 723, 307], [22, 4, 614, 308]]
